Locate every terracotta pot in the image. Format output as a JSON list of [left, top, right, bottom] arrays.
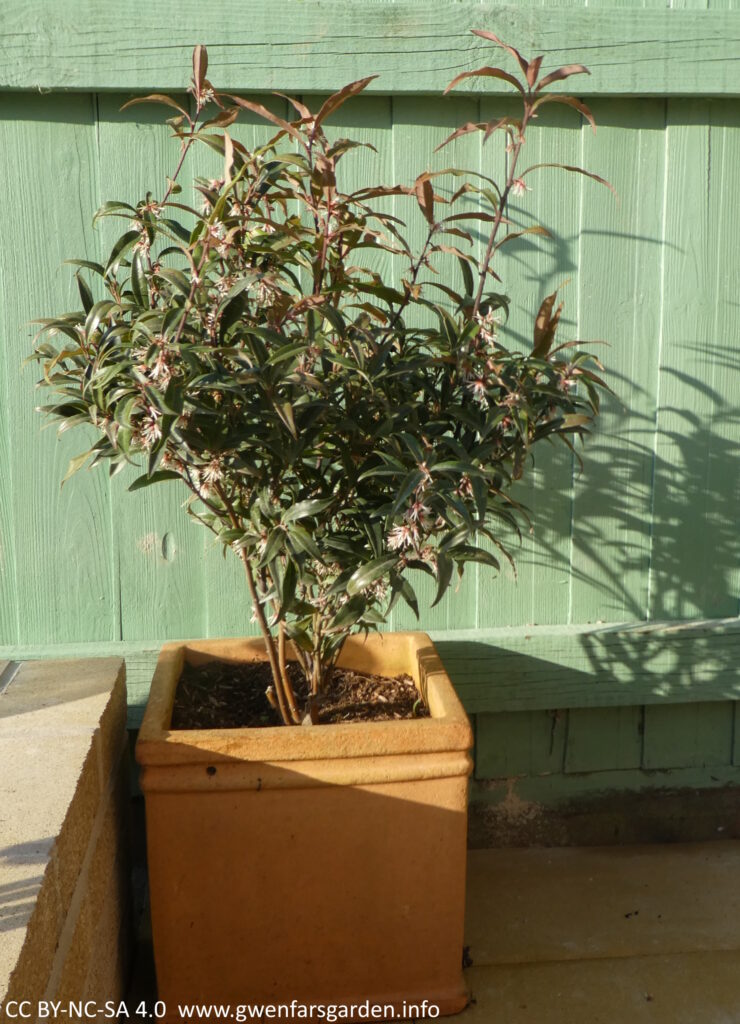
[[136, 631, 473, 1019]]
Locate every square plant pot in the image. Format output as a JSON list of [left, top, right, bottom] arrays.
[[136, 631, 473, 1019]]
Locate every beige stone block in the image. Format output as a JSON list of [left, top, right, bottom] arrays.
[[1, 658, 127, 1014], [0, 857, 63, 1007], [51, 743, 102, 912], [56, 769, 130, 1005]]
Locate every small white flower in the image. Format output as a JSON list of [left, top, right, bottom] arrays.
[[150, 350, 171, 388], [139, 408, 162, 449], [466, 377, 489, 410], [387, 524, 418, 551], [510, 178, 531, 198], [202, 458, 223, 485], [405, 499, 431, 524]]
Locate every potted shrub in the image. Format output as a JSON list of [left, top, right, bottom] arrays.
[[32, 34, 610, 1018]]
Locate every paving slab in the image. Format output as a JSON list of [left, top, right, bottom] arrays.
[[460, 951, 740, 1024], [465, 842, 740, 966]]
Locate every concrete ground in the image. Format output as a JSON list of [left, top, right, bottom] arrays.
[[461, 842, 740, 1023], [129, 838, 740, 1023]]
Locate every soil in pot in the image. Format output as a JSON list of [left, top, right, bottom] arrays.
[[170, 658, 430, 729]]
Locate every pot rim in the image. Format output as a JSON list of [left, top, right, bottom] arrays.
[[136, 630, 473, 765]]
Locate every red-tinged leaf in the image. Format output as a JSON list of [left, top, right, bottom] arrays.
[[193, 45, 208, 92], [435, 122, 485, 152], [312, 76, 378, 136], [533, 94, 597, 134], [439, 226, 474, 244], [526, 55, 543, 88], [444, 66, 524, 96], [202, 107, 240, 129], [273, 93, 313, 120], [415, 176, 435, 226], [533, 291, 563, 357], [225, 95, 305, 144], [483, 116, 518, 144], [536, 64, 590, 91], [314, 154, 336, 194], [349, 184, 412, 201], [522, 162, 616, 197], [437, 244, 475, 261], [120, 94, 190, 117], [471, 31, 530, 78], [494, 225, 551, 251], [443, 210, 503, 225]]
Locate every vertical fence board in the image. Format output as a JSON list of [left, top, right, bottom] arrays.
[[190, 96, 295, 639], [648, 99, 740, 620], [569, 99, 666, 624], [0, 93, 115, 643], [95, 93, 208, 641], [476, 104, 583, 628], [643, 701, 734, 769], [388, 94, 481, 632], [565, 706, 643, 773], [475, 709, 567, 779]]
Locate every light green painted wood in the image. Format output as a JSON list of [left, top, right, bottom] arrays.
[[0, 93, 115, 644], [95, 93, 209, 641], [569, 99, 666, 623], [564, 706, 643, 773], [648, 99, 740, 621], [476, 710, 567, 779], [3, 619, 739, 726], [389, 92, 482, 632], [477, 102, 583, 628], [0, 12, 737, 802], [643, 701, 734, 769], [431, 619, 740, 712], [1, 4, 739, 96], [473, 763, 740, 806]]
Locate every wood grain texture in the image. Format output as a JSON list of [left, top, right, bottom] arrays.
[[3, 619, 739, 724], [648, 99, 740, 620], [95, 93, 209, 642], [476, 101, 582, 628], [564, 706, 643, 773], [643, 701, 734, 768], [431, 619, 740, 712], [476, 709, 567, 779], [568, 99, 666, 623], [0, 93, 115, 643], [388, 92, 482, 632], [1, 4, 739, 95]]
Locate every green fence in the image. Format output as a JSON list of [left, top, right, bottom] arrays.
[[1, 2, 739, 840]]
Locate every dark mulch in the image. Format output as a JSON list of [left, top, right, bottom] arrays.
[[170, 658, 429, 730]]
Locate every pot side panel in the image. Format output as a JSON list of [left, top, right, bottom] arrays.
[[145, 775, 469, 1012]]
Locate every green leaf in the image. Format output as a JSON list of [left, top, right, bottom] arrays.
[[347, 556, 397, 597], [128, 470, 181, 491], [283, 497, 334, 524], [61, 448, 94, 485], [431, 551, 453, 607], [75, 273, 94, 315]]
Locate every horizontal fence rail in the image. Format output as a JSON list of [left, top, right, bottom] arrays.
[[1, 3, 740, 96]]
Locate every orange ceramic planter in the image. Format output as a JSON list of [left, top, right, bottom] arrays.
[[136, 632, 473, 1019]]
